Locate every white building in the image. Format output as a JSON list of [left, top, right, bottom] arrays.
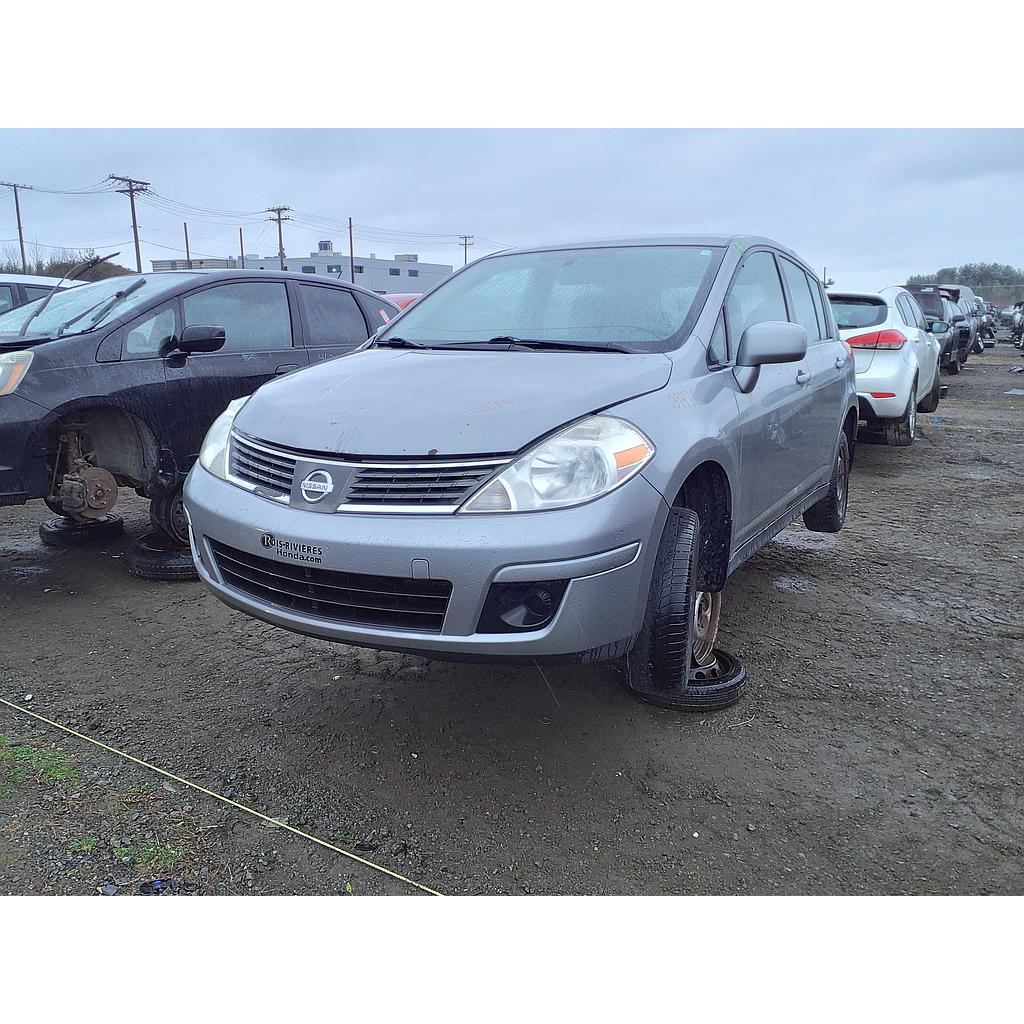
[[152, 241, 453, 294]]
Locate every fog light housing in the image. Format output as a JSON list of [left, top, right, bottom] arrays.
[[477, 580, 568, 634]]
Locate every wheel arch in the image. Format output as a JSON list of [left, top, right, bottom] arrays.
[[670, 459, 733, 592]]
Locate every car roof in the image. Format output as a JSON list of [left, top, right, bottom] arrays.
[[0, 273, 82, 287], [489, 234, 815, 270], [147, 268, 397, 303]]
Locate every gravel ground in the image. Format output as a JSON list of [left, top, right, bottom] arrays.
[[2, 341, 1022, 895]]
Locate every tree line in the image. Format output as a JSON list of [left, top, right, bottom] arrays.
[[0, 245, 134, 281]]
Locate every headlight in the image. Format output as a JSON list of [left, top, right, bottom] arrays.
[[0, 351, 34, 396], [198, 396, 250, 480], [460, 414, 654, 513]]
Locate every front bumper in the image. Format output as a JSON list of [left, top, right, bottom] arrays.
[[0, 393, 50, 505], [184, 464, 669, 661]]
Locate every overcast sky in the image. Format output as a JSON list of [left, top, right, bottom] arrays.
[[2, 129, 1021, 289]]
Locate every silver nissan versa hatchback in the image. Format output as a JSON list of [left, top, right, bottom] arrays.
[[184, 237, 858, 711]]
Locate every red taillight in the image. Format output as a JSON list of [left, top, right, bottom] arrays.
[[846, 329, 906, 350]]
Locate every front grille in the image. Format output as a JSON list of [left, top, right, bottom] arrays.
[[209, 540, 451, 632], [341, 460, 506, 508], [230, 434, 296, 497]]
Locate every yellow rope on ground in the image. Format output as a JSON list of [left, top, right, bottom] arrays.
[[0, 697, 443, 896]]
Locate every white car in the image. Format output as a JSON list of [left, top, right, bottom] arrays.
[[0, 274, 82, 315], [827, 286, 943, 446]]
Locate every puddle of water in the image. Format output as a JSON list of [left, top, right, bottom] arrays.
[[6, 566, 49, 582]]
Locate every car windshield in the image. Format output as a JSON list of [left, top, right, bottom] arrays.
[[0, 274, 193, 338], [829, 295, 887, 329], [378, 245, 723, 351]]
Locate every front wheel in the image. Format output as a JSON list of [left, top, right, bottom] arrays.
[[149, 481, 189, 547], [803, 431, 851, 533]]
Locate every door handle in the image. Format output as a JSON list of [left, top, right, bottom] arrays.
[[795, 369, 810, 386], [835, 355, 845, 369], [275, 363, 299, 375]]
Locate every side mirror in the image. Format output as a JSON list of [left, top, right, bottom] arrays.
[[735, 321, 808, 366], [950, 314, 965, 324], [929, 320, 951, 335], [178, 324, 226, 353], [733, 321, 807, 394]]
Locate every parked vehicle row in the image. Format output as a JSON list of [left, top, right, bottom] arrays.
[[0, 237, 1007, 713], [0, 273, 80, 314]]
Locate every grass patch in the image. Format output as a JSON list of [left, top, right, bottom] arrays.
[[0, 734, 78, 785], [69, 836, 100, 854], [113, 842, 184, 872]]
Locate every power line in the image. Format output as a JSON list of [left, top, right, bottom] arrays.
[[0, 182, 29, 272]]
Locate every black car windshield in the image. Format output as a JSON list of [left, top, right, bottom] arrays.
[[378, 245, 724, 351], [0, 274, 196, 338]]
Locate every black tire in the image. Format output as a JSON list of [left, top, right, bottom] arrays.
[[882, 382, 917, 447], [917, 363, 941, 413], [149, 481, 189, 547], [39, 514, 124, 547], [803, 431, 850, 533], [676, 650, 747, 711], [43, 497, 65, 516], [625, 507, 701, 705], [126, 531, 198, 581]]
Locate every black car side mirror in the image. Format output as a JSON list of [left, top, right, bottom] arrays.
[[950, 314, 965, 324], [177, 324, 226, 353]]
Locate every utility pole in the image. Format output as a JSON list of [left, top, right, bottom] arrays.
[[1, 181, 30, 273], [183, 222, 192, 269], [265, 206, 291, 270], [459, 234, 474, 266], [348, 216, 355, 284], [109, 175, 151, 273], [239, 227, 245, 270]]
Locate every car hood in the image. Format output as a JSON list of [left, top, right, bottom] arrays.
[[234, 347, 673, 457]]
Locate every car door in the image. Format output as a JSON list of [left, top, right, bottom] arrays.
[[778, 257, 844, 486], [902, 292, 938, 398], [163, 278, 308, 466], [297, 282, 376, 364], [725, 249, 809, 544]]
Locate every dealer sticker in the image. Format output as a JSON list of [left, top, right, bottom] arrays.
[[260, 533, 324, 564]]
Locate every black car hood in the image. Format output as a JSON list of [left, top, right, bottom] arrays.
[[234, 347, 672, 457]]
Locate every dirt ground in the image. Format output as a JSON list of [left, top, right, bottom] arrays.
[[2, 342, 1022, 895]]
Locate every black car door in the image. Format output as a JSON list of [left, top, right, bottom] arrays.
[[297, 282, 378, 365], [162, 278, 308, 468]]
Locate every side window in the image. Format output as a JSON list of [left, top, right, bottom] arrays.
[[0, 285, 14, 313], [707, 311, 728, 366], [807, 273, 829, 340], [779, 258, 820, 344], [182, 282, 292, 353], [356, 293, 399, 328], [725, 251, 787, 341], [125, 304, 177, 357], [896, 295, 918, 327], [24, 285, 53, 302], [300, 285, 370, 351]]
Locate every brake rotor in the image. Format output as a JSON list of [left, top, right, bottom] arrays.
[[77, 465, 118, 519], [691, 590, 722, 668]]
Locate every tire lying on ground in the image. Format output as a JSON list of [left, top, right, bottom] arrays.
[[39, 514, 124, 547], [126, 531, 198, 581]]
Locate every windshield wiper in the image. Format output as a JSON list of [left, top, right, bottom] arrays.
[[56, 278, 145, 338], [481, 337, 635, 353], [373, 336, 431, 348], [17, 251, 121, 338]]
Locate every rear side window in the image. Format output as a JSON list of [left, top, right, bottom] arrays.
[[300, 285, 370, 351], [779, 258, 821, 344], [183, 282, 292, 352], [726, 251, 787, 340], [24, 285, 52, 302], [356, 293, 400, 328], [903, 294, 927, 330], [829, 294, 887, 330], [0, 284, 14, 313], [807, 274, 830, 339]]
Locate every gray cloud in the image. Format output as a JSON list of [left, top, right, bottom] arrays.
[[1, 129, 1021, 289]]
